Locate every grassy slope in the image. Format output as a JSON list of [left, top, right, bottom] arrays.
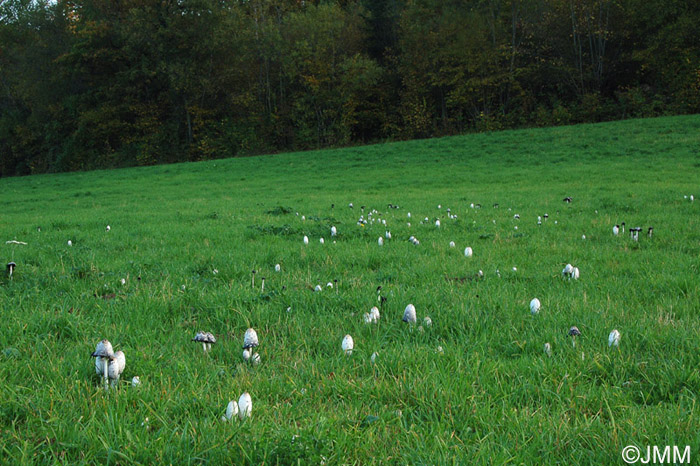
[[1, 115, 699, 464]]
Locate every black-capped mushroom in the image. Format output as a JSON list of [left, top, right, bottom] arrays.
[[7, 262, 16, 278], [193, 331, 216, 352], [568, 326, 581, 347]]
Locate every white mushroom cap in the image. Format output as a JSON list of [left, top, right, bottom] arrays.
[[342, 334, 354, 355], [238, 392, 252, 419], [243, 328, 259, 349], [131, 376, 141, 386], [378, 237, 384, 246], [464, 247, 473, 257], [92, 339, 114, 358], [225, 400, 239, 421], [242, 349, 251, 361], [449, 241, 455, 248], [314, 284, 322, 292], [608, 329, 621, 347], [251, 353, 261, 365], [423, 316, 432, 327], [572, 267, 580, 280], [303, 236, 309, 245], [563, 263, 573, 275], [403, 304, 417, 323], [275, 263, 281, 272], [369, 306, 380, 322], [108, 351, 126, 380], [544, 343, 552, 356], [530, 298, 541, 315]]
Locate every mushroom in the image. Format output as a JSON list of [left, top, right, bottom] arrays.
[[608, 329, 621, 347], [464, 247, 473, 257], [192, 331, 216, 352], [571, 267, 580, 280], [530, 298, 541, 315], [223, 400, 239, 422], [647, 227, 653, 238], [91, 339, 114, 389], [621, 222, 626, 234], [563, 197, 572, 203], [108, 350, 126, 386], [303, 236, 309, 245], [613, 225, 619, 236], [131, 376, 141, 387], [331, 226, 337, 237], [243, 328, 259, 351], [261, 277, 266, 292], [238, 392, 252, 419], [562, 263, 573, 277], [275, 263, 281, 272], [378, 237, 384, 246], [369, 306, 380, 322], [435, 219, 441, 228], [544, 343, 552, 356], [385, 231, 391, 239], [402, 304, 417, 323], [423, 316, 432, 327], [320, 237, 325, 244], [106, 225, 111, 232], [67, 240, 73, 247], [342, 335, 354, 355], [6, 262, 16, 278], [449, 241, 455, 248], [251, 270, 256, 289], [568, 326, 581, 347]]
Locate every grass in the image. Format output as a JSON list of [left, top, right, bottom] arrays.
[[1, 114, 699, 464]]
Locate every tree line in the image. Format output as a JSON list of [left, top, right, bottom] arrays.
[[1, 0, 698, 176]]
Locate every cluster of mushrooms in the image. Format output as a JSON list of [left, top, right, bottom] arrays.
[[612, 223, 653, 241]]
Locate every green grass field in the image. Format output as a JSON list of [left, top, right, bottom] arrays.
[[1, 115, 700, 465]]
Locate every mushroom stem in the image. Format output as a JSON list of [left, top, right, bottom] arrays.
[[202, 342, 207, 352], [103, 359, 109, 389], [572, 338, 576, 348], [261, 278, 265, 292]]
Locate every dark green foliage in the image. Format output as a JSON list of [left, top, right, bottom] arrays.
[[1, 0, 699, 176]]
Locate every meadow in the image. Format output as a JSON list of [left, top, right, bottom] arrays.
[[1, 115, 699, 465]]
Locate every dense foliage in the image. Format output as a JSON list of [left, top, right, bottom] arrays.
[[1, 0, 699, 175]]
